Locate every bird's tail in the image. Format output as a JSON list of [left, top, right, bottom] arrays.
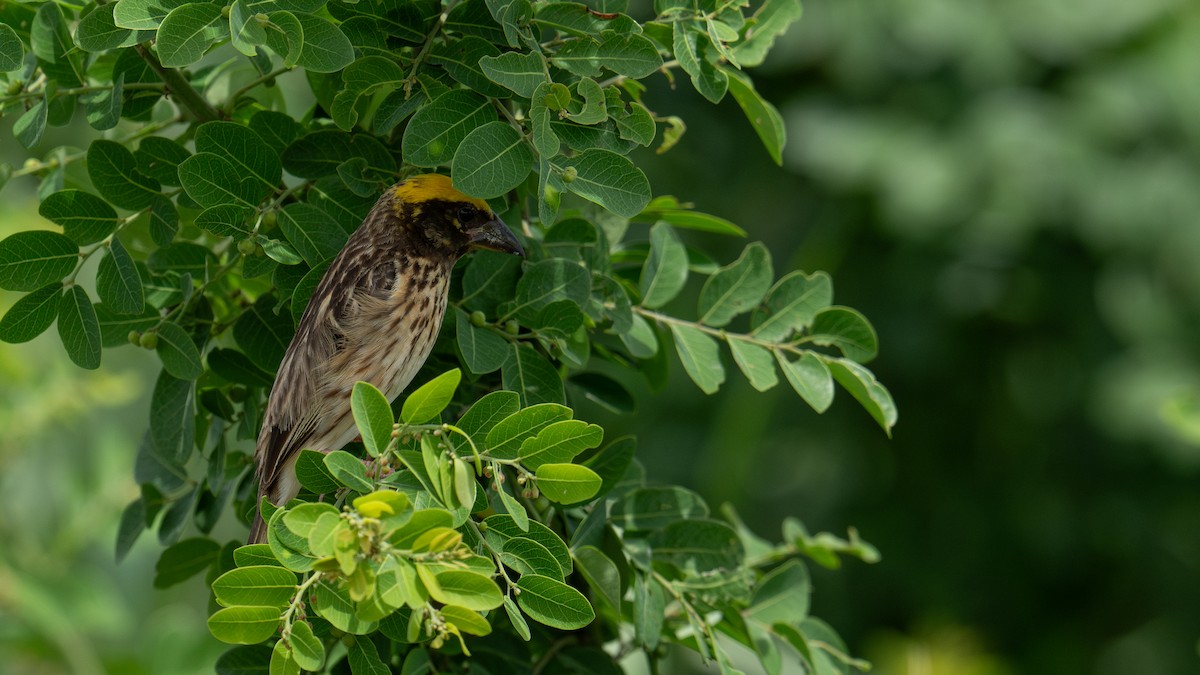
[[248, 505, 268, 544]]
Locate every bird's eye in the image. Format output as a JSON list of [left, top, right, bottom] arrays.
[[457, 205, 477, 221]]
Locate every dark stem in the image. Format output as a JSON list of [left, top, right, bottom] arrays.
[[135, 44, 221, 122]]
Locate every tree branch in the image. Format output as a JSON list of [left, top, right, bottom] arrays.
[[135, 44, 221, 122]]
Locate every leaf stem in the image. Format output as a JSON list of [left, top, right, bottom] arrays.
[[633, 306, 808, 357], [225, 66, 293, 112], [405, 0, 461, 95]]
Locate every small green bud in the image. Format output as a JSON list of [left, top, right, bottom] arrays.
[[470, 310, 486, 327], [261, 211, 277, 227], [505, 320, 519, 335], [582, 314, 596, 329], [237, 239, 257, 256], [22, 158, 39, 172], [561, 166, 578, 183], [139, 331, 158, 349], [128, 330, 141, 345]]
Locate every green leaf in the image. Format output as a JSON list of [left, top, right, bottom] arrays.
[[208, 348, 274, 387], [234, 296, 294, 373], [155, 321, 202, 380], [31, 3, 83, 85], [531, 85, 561, 160], [213, 566, 298, 608], [270, 639, 299, 675], [234, 544, 280, 568], [178, 153, 261, 208], [502, 343, 565, 406], [135, 136, 192, 187], [150, 370, 194, 461], [639, 222, 688, 309], [0, 22, 24, 71], [611, 486, 709, 531], [455, 389, 520, 444], [0, 284, 61, 343], [278, 203, 347, 266], [510, 258, 591, 323], [208, 606, 282, 645], [402, 368, 462, 424], [614, 101, 656, 147], [195, 121, 283, 196], [331, 56, 408, 130], [352, 381, 394, 458], [726, 69, 786, 165], [295, 449, 340, 494], [58, 286, 101, 369], [429, 36, 508, 98], [634, 574, 665, 648], [535, 463, 602, 503], [698, 242, 773, 327], [503, 596, 531, 640], [518, 420, 603, 469], [809, 306, 879, 363], [426, 570, 504, 610], [746, 559, 810, 625], [560, 149, 651, 218], [441, 605, 492, 637], [97, 305, 158, 347], [751, 271, 832, 341], [0, 231, 78, 291], [483, 514, 572, 575], [486, 0, 533, 47], [402, 90, 494, 167], [155, 537, 219, 588], [572, 546, 621, 611], [324, 450, 373, 492], [230, 0, 267, 57], [673, 22, 727, 103], [290, 13, 353, 72], [479, 51, 549, 98], [597, 33, 663, 78], [732, 0, 803, 67], [14, 98, 47, 150], [39, 190, 120, 246], [113, 0, 189, 30], [499, 537, 561, 578], [96, 239, 143, 315], [288, 621, 324, 671], [87, 139, 161, 210], [452, 122, 534, 200], [347, 638, 388, 674], [148, 197, 180, 246], [649, 518, 743, 572], [634, 198, 746, 236], [196, 204, 254, 239], [670, 324, 724, 394], [776, 350, 832, 413], [550, 37, 601, 77], [261, 10, 303, 68], [619, 313, 658, 358], [84, 72, 124, 131], [825, 357, 897, 435], [157, 3, 225, 67], [455, 309, 509, 375], [485, 403, 572, 459], [727, 338, 778, 392], [515, 574, 595, 630], [565, 77, 607, 125]]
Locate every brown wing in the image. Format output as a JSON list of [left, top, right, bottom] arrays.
[[253, 201, 399, 495]]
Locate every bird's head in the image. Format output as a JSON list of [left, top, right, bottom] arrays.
[[389, 174, 524, 259]]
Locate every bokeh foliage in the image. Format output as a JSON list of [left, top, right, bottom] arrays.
[[0, 0, 894, 672]]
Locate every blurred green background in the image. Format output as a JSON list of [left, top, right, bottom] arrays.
[[4, 0, 1200, 673]]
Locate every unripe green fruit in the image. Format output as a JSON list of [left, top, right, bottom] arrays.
[[128, 330, 141, 345], [262, 211, 277, 227], [562, 166, 578, 183], [505, 320, 519, 335], [139, 331, 158, 349], [470, 310, 486, 327], [237, 239, 257, 256]]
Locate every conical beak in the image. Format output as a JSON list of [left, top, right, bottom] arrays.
[[468, 217, 524, 256]]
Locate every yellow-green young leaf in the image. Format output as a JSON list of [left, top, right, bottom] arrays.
[[497, 485, 529, 531], [425, 570, 504, 611], [208, 605, 281, 645], [156, 3, 225, 67], [376, 555, 418, 609], [751, 271, 832, 341], [698, 242, 774, 327], [0, 230, 78, 292], [441, 605, 493, 636], [639, 222, 688, 309], [402, 368, 462, 424], [560, 149, 651, 218], [307, 513, 342, 557], [287, 620, 324, 671], [412, 527, 463, 554], [669, 323, 724, 394], [235, 544, 282, 568], [515, 574, 595, 629], [485, 403, 573, 460], [58, 286, 101, 370], [809, 306, 879, 363], [727, 337, 778, 392], [452, 122, 534, 200], [518, 420, 603, 469], [313, 580, 378, 634], [267, 509, 316, 573], [389, 508, 454, 549], [726, 69, 786, 166], [212, 565, 298, 608], [270, 639, 300, 675], [0, 284, 62, 344], [283, 502, 340, 539], [825, 357, 897, 436], [352, 381, 394, 458], [402, 90, 493, 167], [352, 490, 410, 521], [732, 0, 803, 67], [323, 450, 373, 492], [776, 350, 833, 413]]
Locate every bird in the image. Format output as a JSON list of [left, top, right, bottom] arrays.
[[248, 173, 524, 543]]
